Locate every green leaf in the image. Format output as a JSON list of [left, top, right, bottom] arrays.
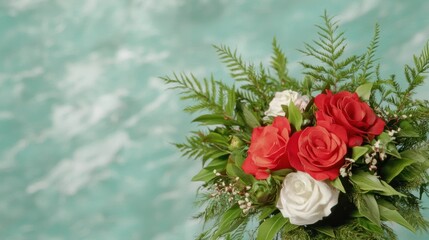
[[352, 146, 371, 161], [397, 120, 420, 138], [350, 171, 405, 197], [212, 204, 243, 239], [226, 162, 254, 185], [378, 201, 415, 232], [205, 132, 229, 146], [381, 157, 414, 183], [287, 101, 303, 131], [397, 129, 420, 138], [241, 104, 261, 128], [271, 168, 294, 177], [355, 82, 373, 101], [386, 143, 401, 159], [356, 194, 380, 226], [377, 132, 392, 144], [204, 151, 229, 163], [191, 169, 216, 182], [231, 150, 246, 167], [256, 213, 289, 240], [331, 177, 346, 193], [193, 114, 236, 126], [401, 149, 427, 163], [313, 226, 335, 238], [356, 217, 383, 234], [204, 158, 228, 171], [259, 206, 277, 221]]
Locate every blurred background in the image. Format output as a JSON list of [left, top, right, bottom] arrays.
[[1, 0, 429, 239]]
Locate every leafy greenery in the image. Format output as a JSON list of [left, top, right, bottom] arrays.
[[163, 11, 429, 240]]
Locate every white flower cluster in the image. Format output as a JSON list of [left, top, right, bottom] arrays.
[[211, 170, 253, 214], [363, 127, 400, 175], [340, 158, 355, 177], [264, 90, 309, 118]]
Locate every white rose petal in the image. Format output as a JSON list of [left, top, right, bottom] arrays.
[[276, 171, 339, 225], [264, 90, 309, 118]]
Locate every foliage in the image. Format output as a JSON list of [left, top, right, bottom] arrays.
[[163, 11, 429, 240]]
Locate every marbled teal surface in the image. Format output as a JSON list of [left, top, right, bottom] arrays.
[[1, 0, 429, 239]]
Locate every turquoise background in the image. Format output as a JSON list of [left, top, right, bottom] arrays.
[[0, 0, 429, 239]]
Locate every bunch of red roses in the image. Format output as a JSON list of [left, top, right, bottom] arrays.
[[243, 90, 385, 181]]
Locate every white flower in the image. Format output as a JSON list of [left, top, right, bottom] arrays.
[[276, 171, 339, 225], [264, 90, 309, 117]]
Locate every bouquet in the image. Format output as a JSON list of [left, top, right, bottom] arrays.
[[163, 13, 429, 240]]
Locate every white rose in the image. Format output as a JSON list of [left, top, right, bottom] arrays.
[[276, 171, 339, 225], [264, 90, 309, 117]]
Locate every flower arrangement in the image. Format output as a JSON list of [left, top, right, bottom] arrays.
[[163, 13, 429, 240]]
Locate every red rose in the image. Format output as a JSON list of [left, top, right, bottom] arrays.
[[288, 126, 347, 180], [315, 90, 385, 147], [242, 116, 292, 179]]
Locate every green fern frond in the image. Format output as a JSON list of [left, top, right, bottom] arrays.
[[300, 11, 358, 91], [162, 73, 235, 115], [213, 44, 249, 82], [360, 23, 380, 82], [213, 44, 272, 106], [271, 37, 288, 85], [393, 41, 429, 112]]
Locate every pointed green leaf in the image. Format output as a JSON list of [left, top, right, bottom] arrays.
[[356, 217, 383, 234], [355, 82, 373, 101], [397, 129, 420, 138], [386, 143, 401, 159], [204, 151, 229, 163], [257, 213, 289, 240], [193, 114, 235, 126], [231, 150, 246, 167], [352, 146, 371, 161], [259, 206, 277, 221], [401, 150, 427, 163], [283, 222, 299, 234], [204, 158, 228, 171], [331, 177, 346, 193], [356, 194, 380, 226], [241, 104, 261, 128], [226, 162, 254, 185], [313, 226, 335, 238], [397, 120, 420, 138], [212, 204, 243, 239], [287, 102, 303, 131], [205, 132, 229, 146], [378, 202, 415, 232], [381, 157, 414, 183], [350, 171, 405, 197], [377, 132, 392, 144], [271, 168, 294, 177], [192, 169, 216, 182]]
